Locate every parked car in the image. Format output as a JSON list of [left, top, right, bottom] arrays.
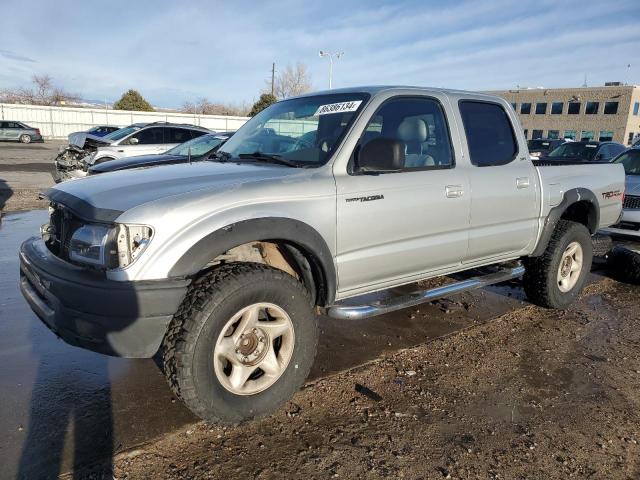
[[88, 132, 235, 175], [527, 138, 568, 158], [69, 125, 120, 139], [53, 122, 211, 182], [20, 86, 624, 424], [0, 121, 43, 143], [601, 147, 640, 238], [537, 141, 626, 163]]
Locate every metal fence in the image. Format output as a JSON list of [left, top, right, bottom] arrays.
[[0, 103, 249, 138]]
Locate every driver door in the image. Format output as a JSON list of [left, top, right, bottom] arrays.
[[335, 95, 470, 295]]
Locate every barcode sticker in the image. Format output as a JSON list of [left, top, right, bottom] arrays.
[[314, 100, 362, 116]]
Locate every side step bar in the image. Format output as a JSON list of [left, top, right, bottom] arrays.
[[327, 264, 525, 320]]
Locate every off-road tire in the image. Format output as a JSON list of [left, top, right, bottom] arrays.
[[19, 134, 31, 144], [161, 262, 318, 424], [523, 220, 593, 309], [606, 246, 640, 284]]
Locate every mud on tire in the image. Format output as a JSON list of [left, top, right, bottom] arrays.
[[161, 262, 318, 424], [523, 220, 593, 309]]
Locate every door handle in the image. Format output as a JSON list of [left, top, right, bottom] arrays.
[[516, 177, 530, 189], [445, 185, 464, 198]]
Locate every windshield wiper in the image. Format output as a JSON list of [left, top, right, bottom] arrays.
[[237, 152, 303, 168]]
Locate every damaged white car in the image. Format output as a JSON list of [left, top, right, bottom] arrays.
[[53, 122, 211, 182]]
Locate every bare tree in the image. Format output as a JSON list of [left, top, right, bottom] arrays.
[[271, 62, 313, 99], [181, 98, 249, 116], [0, 75, 79, 106]]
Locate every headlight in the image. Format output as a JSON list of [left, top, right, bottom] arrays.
[[115, 224, 153, 268], [69, 224, 115, 267], [69, 223, 153, 269]]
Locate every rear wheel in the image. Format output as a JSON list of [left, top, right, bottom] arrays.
[[523, 220, 593, 309], [19, 134, 31, 144], [161, 263, 318, 424]]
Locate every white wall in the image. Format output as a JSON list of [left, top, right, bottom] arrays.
[[0, 103, 249, 138]]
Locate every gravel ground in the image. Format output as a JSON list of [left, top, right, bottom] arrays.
[[69, 275, 639, 480]]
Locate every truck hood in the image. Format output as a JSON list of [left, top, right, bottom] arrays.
[[625, 174, 640, 196], [88, 153, 186, 174], [44, 161, 305, 222]]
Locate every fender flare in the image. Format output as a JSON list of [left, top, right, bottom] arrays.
[[168, 217, 337, 306], [531, 187, 599, 257]]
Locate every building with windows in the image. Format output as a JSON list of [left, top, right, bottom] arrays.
[[490, 84, 640, 145]]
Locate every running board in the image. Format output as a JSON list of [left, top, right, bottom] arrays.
[[327, 264, 525, 320]]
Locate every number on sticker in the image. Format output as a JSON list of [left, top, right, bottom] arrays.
[[314, 100, 362, 116]]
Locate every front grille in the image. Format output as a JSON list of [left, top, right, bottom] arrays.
[[623, 195, 640, 210]]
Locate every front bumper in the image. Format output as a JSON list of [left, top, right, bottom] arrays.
[[19, 237, 190, 358]]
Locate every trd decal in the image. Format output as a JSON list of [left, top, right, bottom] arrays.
[[601, 190, 623, 199], [345, 194, 384, 203]]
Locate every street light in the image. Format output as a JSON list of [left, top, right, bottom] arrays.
[[319, 50, 343, 89]]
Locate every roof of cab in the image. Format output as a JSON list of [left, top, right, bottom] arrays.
[[293, 85, 500, 100]]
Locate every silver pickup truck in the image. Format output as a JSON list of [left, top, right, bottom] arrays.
[[19, 86, 624, 424]]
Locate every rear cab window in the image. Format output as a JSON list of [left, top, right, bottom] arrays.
[[459, 100, 518, 167]]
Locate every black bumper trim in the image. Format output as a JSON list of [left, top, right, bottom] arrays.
[[19, 237, 190, 358]]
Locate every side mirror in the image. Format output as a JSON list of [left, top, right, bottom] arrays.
[[129, 137, 139, 145], [595, 153, 604, 160], [357, 138, 405, 173]]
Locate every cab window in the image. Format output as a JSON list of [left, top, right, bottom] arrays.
[[356, 97, 454, 170], [459, 101, 518, 167]]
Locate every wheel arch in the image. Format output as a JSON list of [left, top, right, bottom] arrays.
[[531, 188, 599, 257], [168, 217, 336, 306]]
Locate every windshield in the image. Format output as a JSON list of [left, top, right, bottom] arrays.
[[166, 134, 227, 156], [218, 93, 370, 167], [104, 125, 142, 141], [548, 142, 598, 160], [613, 150, 640, 175]]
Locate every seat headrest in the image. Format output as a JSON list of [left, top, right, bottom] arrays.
[[397, 118, 428, 143]]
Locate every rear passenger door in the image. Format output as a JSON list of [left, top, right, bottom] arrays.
[[335, 95, 470, 294], [457, 100, 539, 262], [5, 122, 21, 141]]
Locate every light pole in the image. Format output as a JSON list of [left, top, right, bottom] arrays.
[[319, 50, 343, 89]]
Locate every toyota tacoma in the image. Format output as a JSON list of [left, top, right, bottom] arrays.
[[20, 86, 625, 424]]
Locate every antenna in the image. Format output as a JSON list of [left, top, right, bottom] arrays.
[[582, 73, 587, 88]]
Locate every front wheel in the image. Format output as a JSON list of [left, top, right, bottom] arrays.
[[161, 263, 318, 424], [523, 220, 593, 309], [19, 134, 31, 144]]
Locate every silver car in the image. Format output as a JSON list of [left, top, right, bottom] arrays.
[[0, 120, 43, 143], [54, 122, 211, 182]]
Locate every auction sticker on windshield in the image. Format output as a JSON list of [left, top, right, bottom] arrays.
[[314, 100, 362, 116]]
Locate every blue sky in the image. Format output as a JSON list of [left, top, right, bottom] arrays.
[[1, 0, 638, 108]]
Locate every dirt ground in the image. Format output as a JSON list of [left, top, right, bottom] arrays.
[[72, 275, 638, 480]]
